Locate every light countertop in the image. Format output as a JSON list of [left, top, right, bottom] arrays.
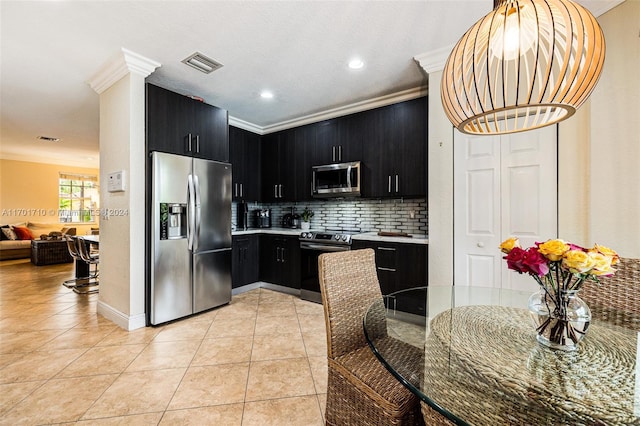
[[232, 228, 428, 245]]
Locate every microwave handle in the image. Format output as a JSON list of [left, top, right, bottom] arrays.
[[312, 170, 316, 195]]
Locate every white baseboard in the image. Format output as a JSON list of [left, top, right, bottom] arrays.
[[97, 300, 146, 331]]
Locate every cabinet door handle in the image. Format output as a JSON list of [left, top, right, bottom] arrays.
[[278, 184, 283, 198], [195, 135, 200, 153], [378, 247, 396, 251], [240, 183, 243, 197], [338, 145, 342, 161], [395, 174, 399, 193], [377, 267, 397, 272], [276, 247, 281, 262], [332, 146, 336, 162], [186, 133, 193, 152], [388, 175, 392, 193], [274, 185, 278, 198], [234, 183, 238, 197], [281, 247, 286, 263]]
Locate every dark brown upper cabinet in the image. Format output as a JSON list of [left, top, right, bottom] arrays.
[[146, 83, 229, 162]]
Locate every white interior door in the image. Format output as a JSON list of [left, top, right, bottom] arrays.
[[454, 133, 501, 288], [500, 127, 558, 291], [454, 126, 558, 291]]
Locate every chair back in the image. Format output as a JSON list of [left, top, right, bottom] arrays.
[[64, 235, 81, 260], [76, 236, 98, 264], [318, 248, 385, 359], [580, 257, 640, 329]]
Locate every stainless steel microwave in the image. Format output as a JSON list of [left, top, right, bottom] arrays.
[[312, 161, 361, 198]]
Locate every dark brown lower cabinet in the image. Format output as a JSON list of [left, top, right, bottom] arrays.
[[259, 234, 300, 289], [232, 235, 259, 288], [352, 241, 427, 315]]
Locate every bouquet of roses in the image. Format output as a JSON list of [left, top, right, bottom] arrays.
[[499, 238, 618, 291], [500, 238, 619, 347]]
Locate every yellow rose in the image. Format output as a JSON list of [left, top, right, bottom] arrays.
[[591, 244, 620, 265], [588, 251, 615, 276], [562, 250, 597, 274], [538, 239, 570, 261], [499, 237, 520, 254]]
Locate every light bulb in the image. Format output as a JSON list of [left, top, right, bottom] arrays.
[[489, 3, 537, 61]]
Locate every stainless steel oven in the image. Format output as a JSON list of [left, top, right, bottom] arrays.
[[299, 231, 352, 303]]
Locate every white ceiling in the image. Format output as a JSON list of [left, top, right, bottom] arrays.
[[0, 0, 619, 168]]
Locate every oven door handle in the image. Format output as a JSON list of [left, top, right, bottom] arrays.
[[300, 243, 350, 252]]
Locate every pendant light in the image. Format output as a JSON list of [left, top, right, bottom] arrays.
[[441, 0, 605, 135]]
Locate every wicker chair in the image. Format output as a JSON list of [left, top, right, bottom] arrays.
[[580, 257, 640, 330], [318, 248, 423, 426]]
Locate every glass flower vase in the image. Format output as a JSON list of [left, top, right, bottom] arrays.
[[528, 288, 592, 351]]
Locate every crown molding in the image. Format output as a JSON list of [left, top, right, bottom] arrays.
[[230, 86, 428, 135], [88, 48, 161, 94], [228, 116, 265, 135], [414, 45, 454, 75]]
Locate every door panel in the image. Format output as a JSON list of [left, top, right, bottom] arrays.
[[193, 249, 232, 313], [454, 133, 501, 288], [454, 126, 557, 291], [501, 126, 557, 291], [193, 159, 232, 252], [150, 152, 193, 325]]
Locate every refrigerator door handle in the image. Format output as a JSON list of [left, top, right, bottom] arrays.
[[187, 174, 196, 250], [193, 174, 202, 251]]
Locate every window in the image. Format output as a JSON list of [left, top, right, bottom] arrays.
[[58, 173, 99, 223]]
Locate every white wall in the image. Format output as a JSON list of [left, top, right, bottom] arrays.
[[97, 73, 147, 330], [588, 0, 640, 257], [427, 69, 454, 286]]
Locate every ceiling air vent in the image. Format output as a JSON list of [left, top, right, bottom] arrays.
[[37, 136, 61, 142], [181, 52, 223, 74]]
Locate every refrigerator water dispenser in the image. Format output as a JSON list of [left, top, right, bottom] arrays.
[[160, 202, 187, 240]]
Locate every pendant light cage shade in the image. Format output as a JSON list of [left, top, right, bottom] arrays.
[[441, 0, 605, 135]]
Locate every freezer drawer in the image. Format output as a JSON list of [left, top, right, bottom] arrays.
[[193, 248, 232, 313]]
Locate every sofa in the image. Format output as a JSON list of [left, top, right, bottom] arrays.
[[0, 222, 76, 261]]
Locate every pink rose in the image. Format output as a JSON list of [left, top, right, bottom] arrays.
[[523, 248, 550, 276], [504, 247, 528, 273]]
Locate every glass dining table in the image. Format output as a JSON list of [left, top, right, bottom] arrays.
[[363, 286, 640, 425]]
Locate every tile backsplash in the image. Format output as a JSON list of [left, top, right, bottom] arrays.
[[233, 198, 427, 235]]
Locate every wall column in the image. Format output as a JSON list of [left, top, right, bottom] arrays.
[[88, 49, 160, 330], [415, 47, 455, 287]]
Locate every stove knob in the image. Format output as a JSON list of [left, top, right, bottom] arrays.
[[342, 235, 349, 242], [334, 235, 340, 241]]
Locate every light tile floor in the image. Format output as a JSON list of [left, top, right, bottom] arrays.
[[0, 259, 328, 425]]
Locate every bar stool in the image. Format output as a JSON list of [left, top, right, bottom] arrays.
[[62, 236, 92, 288], [74, 236, 99, 294]]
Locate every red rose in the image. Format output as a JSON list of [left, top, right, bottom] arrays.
[[504, 247, 527, 273], [523, 248, 550, 276]]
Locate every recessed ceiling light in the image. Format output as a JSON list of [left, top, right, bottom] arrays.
[[260, 91, 274, 99], [37, 135, 61, 142], [348, 58, 364, 70]]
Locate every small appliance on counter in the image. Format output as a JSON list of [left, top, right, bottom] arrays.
[[282, 207, 301, 228], [254, 209, 271, 228], [237, 201, 249, 231]]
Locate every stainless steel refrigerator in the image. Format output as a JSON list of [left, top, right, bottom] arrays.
[[149, 151, 232, 325]]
